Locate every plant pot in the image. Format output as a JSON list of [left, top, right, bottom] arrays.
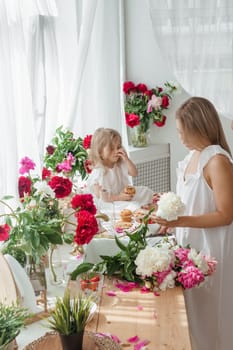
[[59, 332, 84, 350], [0, 339, 17, 350]]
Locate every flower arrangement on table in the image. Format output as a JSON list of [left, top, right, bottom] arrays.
[[0, 126, 100, 285], [70, 192, 217, 292], [123, 80, 178, 147], [0, 157, 99, 268]]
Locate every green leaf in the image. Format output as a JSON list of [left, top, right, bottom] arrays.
[[115, 235, 128, 251], [70, 263, 94, 280]]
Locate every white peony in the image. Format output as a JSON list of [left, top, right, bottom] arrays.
[[156, 192, 185, 221], [159, 270, 177, 291], [135, 245, 175, 277], [188, 248, 209, 274], [34, 180, 55, 199]]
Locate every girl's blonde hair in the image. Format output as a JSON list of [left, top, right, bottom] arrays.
[[176, 96, 232, 156], [89, 128, 123, 166]]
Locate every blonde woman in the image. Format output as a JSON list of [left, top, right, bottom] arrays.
[[155, 97, 233, 350]]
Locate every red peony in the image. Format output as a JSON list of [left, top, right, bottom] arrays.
[[136, 83, 148, 93], [18, 176, 32, 198], [161, 95, 169, 108], [84, 159, 93, 174], [83, 134, 92, 149], [154, 115, 167, 127], [123, 81, 135, 94], [0, 224, 11, 241], [74, 210, 98, 245], [71, 193, 97, 215], [125, 113, 141, 128], [46, 145, 55, 155], [144, 89, 153, 99], [42, 167, 51, 180], [48, 176, 72, 198]]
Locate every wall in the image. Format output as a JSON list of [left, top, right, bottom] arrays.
[[124, 0, 233, 191]]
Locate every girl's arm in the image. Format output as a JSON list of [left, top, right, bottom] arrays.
[[117, 148, 138, 177], [155, 155, 233, 229]]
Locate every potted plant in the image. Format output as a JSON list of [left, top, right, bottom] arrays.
[[47, 290, 93, 350], [0, 302, 30, 350]]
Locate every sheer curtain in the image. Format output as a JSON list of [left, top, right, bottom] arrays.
[[149, 0, 233, 120], [0, 0, 58, 202], [65, 0, 125, 137], [0, 0, 125, 202]]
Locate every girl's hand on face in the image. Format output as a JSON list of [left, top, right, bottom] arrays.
[[117, 148, 128, 161]]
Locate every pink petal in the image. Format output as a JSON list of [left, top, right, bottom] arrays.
[[127, 335, 140, 343], [111, 334, 121, 343], [115, 281, 138, 292], [140, 286, 150, 293], [153, 291, 160, 296], [153, 310, 158, 319], [137, 305, 143, 310], [134, 339, 149, 350], [106, 290, 117, 296], [115, 227, 123, 233]]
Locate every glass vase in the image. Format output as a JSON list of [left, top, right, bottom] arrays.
[[24, 255, 47, 294], [24, 254, 47, 311], [129, 125, 149, 147]]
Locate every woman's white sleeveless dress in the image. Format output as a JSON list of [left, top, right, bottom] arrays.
[[176, 145, 233, 350]]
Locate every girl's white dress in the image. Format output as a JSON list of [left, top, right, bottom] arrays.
[[176, 145, 233, 350], [86, 162, 153, 206]]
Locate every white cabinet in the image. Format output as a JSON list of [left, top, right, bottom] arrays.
[[129, 143, 170, 193]]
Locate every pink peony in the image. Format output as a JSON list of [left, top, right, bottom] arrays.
[[19, 156, 36, 175], [177, 264, 205, 289]]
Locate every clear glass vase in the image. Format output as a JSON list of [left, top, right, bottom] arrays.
[[24, 255, 47, 295], [129, 125, 149, 147]]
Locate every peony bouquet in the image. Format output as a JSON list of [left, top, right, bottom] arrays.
[[135, 238, 217, 291], [123, 80, 178, 132], [70, 208, 217, 292], [0, 156, 98, 265]]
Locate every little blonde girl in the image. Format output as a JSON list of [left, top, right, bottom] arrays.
[[86, 128, 153, 205]]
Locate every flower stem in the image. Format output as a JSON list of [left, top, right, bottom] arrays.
[[49, 245, 57, 283]]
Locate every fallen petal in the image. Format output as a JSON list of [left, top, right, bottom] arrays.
[[106, 290, 117, 296], [134, 339, 149, 350], [127, 335, 140, 343]]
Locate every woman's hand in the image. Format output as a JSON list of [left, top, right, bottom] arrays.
[[154, 216, 178, 228]]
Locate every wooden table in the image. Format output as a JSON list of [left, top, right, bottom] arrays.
[[70, 277, 192, 350]]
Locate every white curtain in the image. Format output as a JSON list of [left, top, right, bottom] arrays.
[[0, 0, 125, 202], [66, 0, 124, 136], [0, 0, 58, 202], [149, 0, 233, 120]]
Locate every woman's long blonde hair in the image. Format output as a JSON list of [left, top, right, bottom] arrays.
[[89, 128, 123, 166], [176, 96, 232, 156]]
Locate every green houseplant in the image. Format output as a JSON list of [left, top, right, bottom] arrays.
[[47, 290, 93, 350], [0, 302, 30, 350]]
